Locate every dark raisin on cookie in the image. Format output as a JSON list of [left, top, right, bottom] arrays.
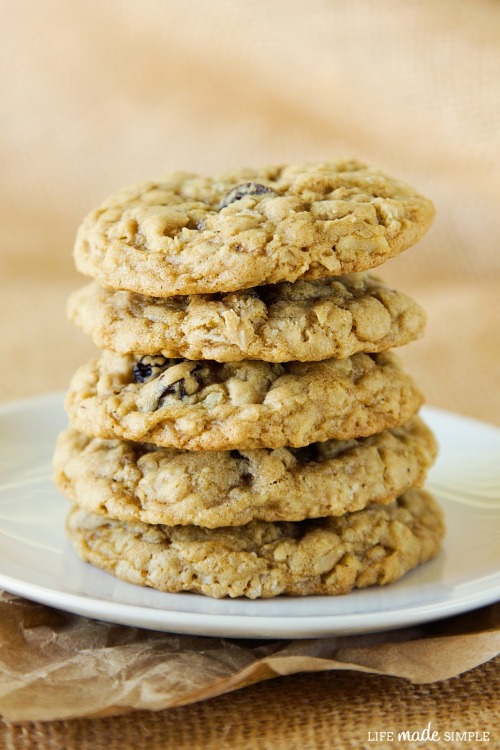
[[190, 363, 205, 384], [229, 450, 253, 484], [229, 449, 249, 462], [133, 355, 170, 383], [219, 182, 274, 210], [160, 379, 188, 400], [157, 362, 205, 404]]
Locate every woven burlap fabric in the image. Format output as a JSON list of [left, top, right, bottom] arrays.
[[2, 659, 499, 750], [0, 1, 499, 747], [1, 0, 499, 422]]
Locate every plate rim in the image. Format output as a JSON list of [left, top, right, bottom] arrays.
[[0, 391, 499, 638], [1, 566, 500, 638]]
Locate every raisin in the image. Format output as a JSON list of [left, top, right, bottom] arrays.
[[190, 363, 205, 384], [228, 451, 252, 483], [160, 379, 187, 400], [219, 182, 273, 210], [133, 361, 152, 382], [133, 355, 169, 383], [230, 449, 248, 461]]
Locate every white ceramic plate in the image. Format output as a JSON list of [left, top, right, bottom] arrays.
[[0, 393, 499, 639]]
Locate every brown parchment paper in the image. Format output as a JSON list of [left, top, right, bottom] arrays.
[[0, 592, 498, 723]]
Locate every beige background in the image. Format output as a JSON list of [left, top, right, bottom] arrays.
[[0, 2, 499, 747], [1, 0, 499, 422]]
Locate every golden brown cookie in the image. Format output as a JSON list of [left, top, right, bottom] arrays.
[[67, 274, 426, 362], [65, 351, 424, 450], [73, 160, 434, 296], [54, 417, 437, 527], [66, 489, 445, 598]]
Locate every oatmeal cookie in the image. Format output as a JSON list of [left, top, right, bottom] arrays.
[[68, 274, 426, 362], [66, 489, 445, 598], [54, 417, 437, 527], [65, 351, 423, 450], [73, 160, 434, 296]]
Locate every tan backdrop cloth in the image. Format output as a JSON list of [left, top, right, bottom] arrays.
[[1, 0, 499, 421], [0, 0, 499, 746]]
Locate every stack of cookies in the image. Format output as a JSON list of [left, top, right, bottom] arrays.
[[54, 160, 444, 599]]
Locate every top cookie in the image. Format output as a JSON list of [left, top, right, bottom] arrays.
[[74, 160, 434, 296]]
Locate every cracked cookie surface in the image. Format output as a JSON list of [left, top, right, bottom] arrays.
[[66, 489, 445, 598], [65, 351, 423, 450], [68, 274, 426, 362], [73, 160, 434, 296], [54, 417, 437, 527]]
